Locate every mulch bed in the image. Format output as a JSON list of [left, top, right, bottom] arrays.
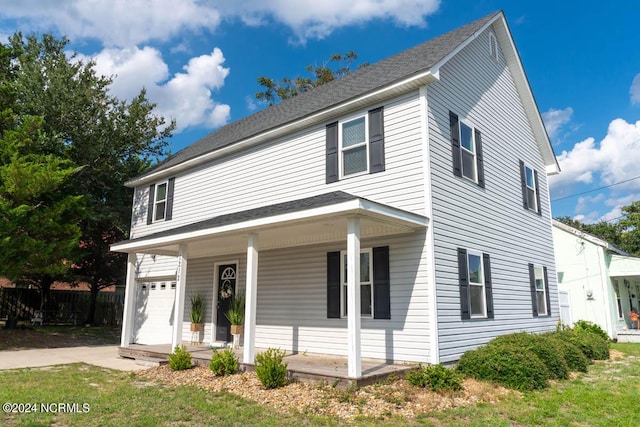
[[138, 365, 515, 420]]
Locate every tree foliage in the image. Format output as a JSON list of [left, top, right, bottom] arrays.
[[1, 33, 175, 322], [555, 201, 640, 256], [255, 51, 366, 105]]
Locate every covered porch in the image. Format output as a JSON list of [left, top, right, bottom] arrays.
[[111, 192, 429, 379], [609, 253, 640, 335], [118, 343, 417, 387]]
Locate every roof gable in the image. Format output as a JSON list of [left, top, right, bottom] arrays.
[[128, 10, 558, 187]]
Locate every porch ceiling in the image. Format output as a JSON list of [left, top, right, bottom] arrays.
[[111, 191, 428, 259]]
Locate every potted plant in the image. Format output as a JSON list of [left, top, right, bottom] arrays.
[[190, 293, 205, 332], [225, 292, 245, 336]]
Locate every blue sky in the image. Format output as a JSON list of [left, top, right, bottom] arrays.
[[1, 1, 639, 223]]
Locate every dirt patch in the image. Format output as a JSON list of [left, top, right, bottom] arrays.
[[0, 326, 120, 351], [138, 365, 515, 420], [609, 349, 625, 360]]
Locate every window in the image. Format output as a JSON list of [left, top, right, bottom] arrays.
[[147, 177, 175, 224], [340, 249, 373, 317], [534, 266, 547, 315], [325, 107, 385, 183], [171, 281, 177, 290], [488, 32, 498, 61], [327, 246, 390, 319], [529, 264, 550, 316], [160, 282, 166, 290], [341, 116, 368, 176], [154, 182, 168, 221], [519, 161, 541, 214], [150, 283, 156, 290], [449, 112, 485, 187], [458, 248, 494, 319]]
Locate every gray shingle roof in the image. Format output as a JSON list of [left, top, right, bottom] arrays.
[[137, 11, 500, 181], [126, 191, 360, 244]]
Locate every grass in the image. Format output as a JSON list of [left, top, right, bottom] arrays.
[[0, 343, 638, 426]]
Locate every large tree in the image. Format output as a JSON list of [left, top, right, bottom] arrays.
[[3, 33, 175, 323], [255, 51, 366, 105]]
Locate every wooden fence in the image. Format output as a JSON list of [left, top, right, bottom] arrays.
[[0, 287, 124, 326]]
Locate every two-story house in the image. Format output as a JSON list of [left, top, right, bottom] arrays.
[[112, 10, 561, 378]]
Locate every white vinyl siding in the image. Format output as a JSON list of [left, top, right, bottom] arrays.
[[129, 91, 425, 239], [427, 28, 558, 362]]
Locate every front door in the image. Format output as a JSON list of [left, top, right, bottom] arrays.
[[216, 264, 237, 342]]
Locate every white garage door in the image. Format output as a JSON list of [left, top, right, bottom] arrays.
[[134, 281, 176, 345]]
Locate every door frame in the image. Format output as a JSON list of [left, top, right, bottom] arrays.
[[211, 259, 240, 343]]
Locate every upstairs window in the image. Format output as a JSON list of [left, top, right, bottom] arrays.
[[341, 116, 368, 176], [519, 161, 541, 214], [450, 111, 485, 187], [529, 264, 551, 317], [326, 107, 385, 183], [147, 177, 175, 224]]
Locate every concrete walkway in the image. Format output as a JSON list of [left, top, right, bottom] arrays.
[[0, 345, 149, 371]]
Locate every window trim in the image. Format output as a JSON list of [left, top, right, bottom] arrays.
[[459, 121, 478, 183], [614, 281, 623, 319], [524, 163, 538, 213], [339, 113, 370, 178], [339, 247, 374, 318], [534, 266, 547, 316], [466, 250, 487, 318], [153, 180, 169, 222]]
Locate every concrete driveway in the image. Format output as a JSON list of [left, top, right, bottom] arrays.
[[0, 345, 148, 371]]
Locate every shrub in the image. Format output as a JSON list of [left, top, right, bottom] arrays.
[[407, 364, 463, 392], [254, 348, 288, 389], [556, 330, 610, 361], [488, 333, 569, 380], [543, 333, 589, 373], [457, 345, 549, 391], [168, 345, 192, 371], [210, 347, 239, 376], [574, 320, 610, 342]]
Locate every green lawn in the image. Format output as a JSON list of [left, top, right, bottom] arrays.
[[0, 344, 638, 427]]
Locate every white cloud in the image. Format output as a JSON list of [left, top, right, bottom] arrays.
[[245, 95, 257, 112], [1, 0, 441, 46], [1, 0, 221, 47], [542, 107, 573, 140], [86, 46, 231, 131], [631, 73, 640, 105], [215, 0, 441, 41], [549, 118, 640, 192]]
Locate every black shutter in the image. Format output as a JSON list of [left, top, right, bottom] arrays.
[[373, 246, 390, 319], [475, 129, 485, 188], [458, 248, 470, 320], [534, 170, 542, 215], [146, 184, 155, 225], [326, 122, 339, 184], [529, 263, 538, 317], [543, 266, 551, 316], [450, 112, 462, 177], [165, 177, 175, 221], [483, 253, 494, 319], [519, 160, 528, 209], [327, 251, 341, 318], [368, 107, 385, 174]]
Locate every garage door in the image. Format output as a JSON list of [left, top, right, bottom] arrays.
[[133, 281, 176, 344]]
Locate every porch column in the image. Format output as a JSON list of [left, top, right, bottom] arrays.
[[243, 233, 259, 364], [120, 252, 137, 347], [347, 217, 362, 378], [172, 245, 188, 349]]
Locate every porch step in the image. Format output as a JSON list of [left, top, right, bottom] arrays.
[[135, 357, 167, 367]]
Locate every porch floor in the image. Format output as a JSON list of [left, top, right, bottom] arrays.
[[119, 344, 417, 387]]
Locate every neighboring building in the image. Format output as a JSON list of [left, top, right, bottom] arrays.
[[553, 220, 640, 339], [112, 10, 561, 377]]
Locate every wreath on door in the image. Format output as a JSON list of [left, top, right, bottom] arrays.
[[219, 279, 234, 300]]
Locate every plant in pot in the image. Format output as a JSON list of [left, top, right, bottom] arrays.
[[190, 293, 205, 332], [225, 292, 245, 348]]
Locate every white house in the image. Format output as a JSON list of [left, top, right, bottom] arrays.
[[112, 11, 561, 378], [553, 220, 640, 340]]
